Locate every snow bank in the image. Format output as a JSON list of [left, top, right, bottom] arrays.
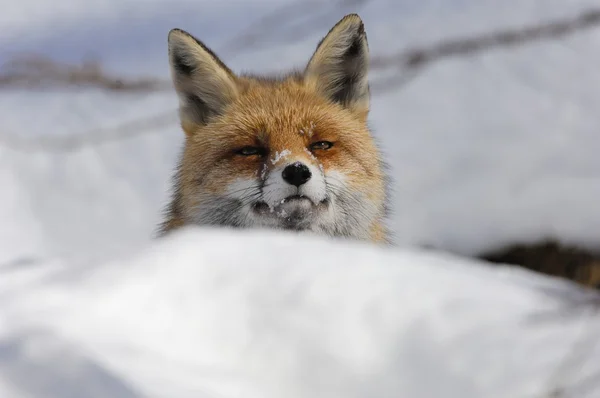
[[0, 156, 47, 264], [1, 228, 598, 398]]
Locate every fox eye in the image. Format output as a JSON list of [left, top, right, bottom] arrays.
[[310, 141, 334, 151], [235, 146, 267, 157]]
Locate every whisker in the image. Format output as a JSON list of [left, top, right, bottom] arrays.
[[225, 185, 261, 197]]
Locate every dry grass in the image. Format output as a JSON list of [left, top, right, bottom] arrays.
[[0, 55, 170, 92], [3, 8, 600, 93], [482, 241, 600, 290]]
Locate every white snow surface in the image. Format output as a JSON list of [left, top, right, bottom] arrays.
[[1, 228, 600, 398], [2, 0, 600, 397]]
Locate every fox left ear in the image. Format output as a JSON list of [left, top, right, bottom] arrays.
[[304, 14, 370, 115]]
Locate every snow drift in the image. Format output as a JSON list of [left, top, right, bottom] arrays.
[[1, 228, 599, 398]]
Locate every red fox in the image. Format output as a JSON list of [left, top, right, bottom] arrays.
[[158, 14, 390, 243]]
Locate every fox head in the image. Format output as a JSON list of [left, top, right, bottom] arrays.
[[160, 14, 389, 243]]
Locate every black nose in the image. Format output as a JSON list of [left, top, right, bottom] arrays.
[[282, 162, 312, 187]]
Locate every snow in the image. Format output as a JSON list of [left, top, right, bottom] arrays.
[[0, 156, 47, 264], [271, 149, 292, 165], [1, 228, 599, 398], [1, 0, 600, 396]]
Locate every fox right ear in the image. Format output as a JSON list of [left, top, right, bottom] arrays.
[[304, 14, 370, 116], [168, 29, 239, 134]]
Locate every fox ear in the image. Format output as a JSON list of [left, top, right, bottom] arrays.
[[168, 29, 239, 133], [305, 14, 370, 115]]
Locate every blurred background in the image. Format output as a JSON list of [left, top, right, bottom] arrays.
[[1, 0, 600, 283]]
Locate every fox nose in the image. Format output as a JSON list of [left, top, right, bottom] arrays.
[[282, 162, 312, 187]]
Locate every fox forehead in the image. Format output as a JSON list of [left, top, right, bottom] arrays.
[[189, 78, 370, 147]]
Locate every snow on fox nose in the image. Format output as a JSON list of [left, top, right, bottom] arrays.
[[262, 153, 327, 208], [282, 162, 312, 187]]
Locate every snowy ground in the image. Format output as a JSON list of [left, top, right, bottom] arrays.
[[1, 228, 600, 398], [1, 0, 600, 397]]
